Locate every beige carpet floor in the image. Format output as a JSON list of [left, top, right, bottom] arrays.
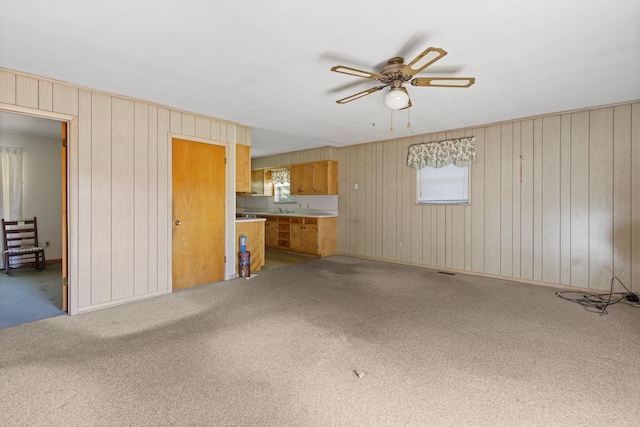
[[261, 248, 315, 271], [1, 255, 639, 426]]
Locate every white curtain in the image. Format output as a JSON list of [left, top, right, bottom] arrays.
[[0, 147, 24, 268]]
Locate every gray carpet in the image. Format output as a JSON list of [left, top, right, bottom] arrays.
[[0, 262, 65, 328], [0, 256, 639, 426]]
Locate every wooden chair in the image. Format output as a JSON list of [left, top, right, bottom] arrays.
[[1, 217, 46, 273]]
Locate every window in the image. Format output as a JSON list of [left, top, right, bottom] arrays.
[[417, 163, 469, 204], [274, 182, 296, 203], [271, 168, 297, 203]]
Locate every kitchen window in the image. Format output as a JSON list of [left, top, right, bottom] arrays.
[[271, 168, 297, 203], [274, 182, 296, 203]]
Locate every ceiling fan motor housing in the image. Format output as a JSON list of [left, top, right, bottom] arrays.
[[380, 57, 412, 84]]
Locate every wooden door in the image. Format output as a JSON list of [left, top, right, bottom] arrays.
[[290, 219, 304, 251], [235, 144, 251, 193], [172, 138, 226, 291], [302, 221, 319, 254], [312, 161, 329, 194], [289, 164, 303, 194], [301, 163, 315, 193], [251, 169, 265, 195], [264, 217, 278, 247]]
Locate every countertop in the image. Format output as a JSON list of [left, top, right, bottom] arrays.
[[235, 217, 266, 222]]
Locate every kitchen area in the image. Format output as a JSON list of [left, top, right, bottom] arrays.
[[235, 157, 338, 275]]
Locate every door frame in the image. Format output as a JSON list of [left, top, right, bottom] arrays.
[[166, 132, 236, 287], [0, 103, 75, 313]]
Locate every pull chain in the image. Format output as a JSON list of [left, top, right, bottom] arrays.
[[390, 109, 394, 132]]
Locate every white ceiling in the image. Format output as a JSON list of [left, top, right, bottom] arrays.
[[1, 0, 639, 157]]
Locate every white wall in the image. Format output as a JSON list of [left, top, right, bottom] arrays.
[[237, 194, 338, 215], [0, 129, 62, 261]]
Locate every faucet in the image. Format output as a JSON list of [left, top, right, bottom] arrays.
[[278, 207, 283, 213]]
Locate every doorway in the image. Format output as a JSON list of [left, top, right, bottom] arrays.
[[172, 138, 226, 290], [0, 112, 65, 328]]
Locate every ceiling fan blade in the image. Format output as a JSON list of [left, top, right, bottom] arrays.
[[336, 85, 388, 104], [401, 47, 448, 77], [410, 77, 476, 88], [399, 87, 412, 110], [331, 65, 385, 80]]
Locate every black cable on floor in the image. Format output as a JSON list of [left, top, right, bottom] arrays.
[[556, 276, 638, 315]]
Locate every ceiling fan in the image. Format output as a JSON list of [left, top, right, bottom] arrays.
[[330, 47, 475, 110]]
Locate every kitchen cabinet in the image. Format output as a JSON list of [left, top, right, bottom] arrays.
[[277, 216, 291, 248], [290, 160, 338, 195], [290, 217, 319, 254], [261, 215, 336, 256], [264, 216, 278, 248], [236, 144, 251, 193], [251, 169, 274, 196]]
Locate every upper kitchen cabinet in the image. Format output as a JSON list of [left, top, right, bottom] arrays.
[[236, 144, 251, 193], [251, 168, 274, 196], [290, 160, 338, 195]]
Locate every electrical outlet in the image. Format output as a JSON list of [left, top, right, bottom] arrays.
[[571, 258, 580, 267], [45, 241, 50, 248]]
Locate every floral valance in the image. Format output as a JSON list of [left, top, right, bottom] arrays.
[[270, 169, 290, 184], [407, 136, 476, 170]]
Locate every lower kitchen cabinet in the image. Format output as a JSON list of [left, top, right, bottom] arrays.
[[290, 217, 318, 254], [262, 215, 336, 257], [264, 216, 278, 248]]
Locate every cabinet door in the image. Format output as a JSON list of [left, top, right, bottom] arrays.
[[290, 223, 304, 251], [251, 169, 265, 195], [302, 224, 318, 254], [301, 163, 314, 194], [264, 218, 278, 248], [236, 144, 251, 193], [291, 163, 315, 194], [289, 164, 302, 194], [312, 161, 329, 194]]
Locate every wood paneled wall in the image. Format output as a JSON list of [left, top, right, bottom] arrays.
[[251, 146, 338, 168], [1, 68, 251, 314], [337, 102, 640, 292]]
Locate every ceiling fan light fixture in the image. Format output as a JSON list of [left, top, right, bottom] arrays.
[[384, 87, 409, 110]]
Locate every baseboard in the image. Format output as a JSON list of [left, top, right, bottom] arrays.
[[335, 252, 601, 294]]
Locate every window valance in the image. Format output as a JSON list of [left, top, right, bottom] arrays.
[[407, 136, 476, 170], [270, 169, 289, 184]]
